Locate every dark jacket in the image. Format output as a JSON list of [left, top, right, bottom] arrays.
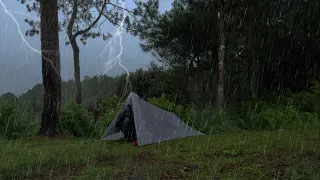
[[116, 104, 136, 141]]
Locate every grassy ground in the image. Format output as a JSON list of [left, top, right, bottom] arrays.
[[0, 128, 319, 180]]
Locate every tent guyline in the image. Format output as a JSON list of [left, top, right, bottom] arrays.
[[101, 92, 203, 146]]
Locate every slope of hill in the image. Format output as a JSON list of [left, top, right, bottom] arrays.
[[15, 75, 120, 112]]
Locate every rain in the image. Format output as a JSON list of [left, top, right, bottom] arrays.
[[0, 0, 319, 179]]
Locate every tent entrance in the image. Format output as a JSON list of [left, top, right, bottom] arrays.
[[114, 104, 137, 143]]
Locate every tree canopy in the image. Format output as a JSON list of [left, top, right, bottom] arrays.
[[131, 0, 320, 101]]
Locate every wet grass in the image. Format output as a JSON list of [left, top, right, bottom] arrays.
[[0, 127, 319, 180]]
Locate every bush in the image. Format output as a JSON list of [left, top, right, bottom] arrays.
[[250, 107, 301, 130], [98, 96, 123, 126], [59, 102, 101, 138], [0, 103, 37, 140], [240, 100, 298, 130], [271, 81, 320, 113], [194, 107, 241, 134], [276, 92, 317, 113]]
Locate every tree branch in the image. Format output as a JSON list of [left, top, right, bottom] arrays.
[[73, 0, 108, 38], [101, 12, 130, 30], [108, 2, 135, 16], [67, 0, 78, 40]]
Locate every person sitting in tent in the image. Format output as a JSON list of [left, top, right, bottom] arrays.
[[115, 104, 136, 142]]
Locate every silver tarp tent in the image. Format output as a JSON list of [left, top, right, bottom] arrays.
[[101, 92, 204, 146]]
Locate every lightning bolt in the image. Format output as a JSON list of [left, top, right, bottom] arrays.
[[7, 9, 40, 20], [99, 0, 130, 98], [0, 0, 60, 76]]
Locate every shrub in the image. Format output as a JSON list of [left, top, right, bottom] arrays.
[[0, 103, 36, 139], [59, 101, 100, 138], [249, 107, 301, 130], [194, 106, 241, 134], [239, 99, 304, 130], [273, 81, 320, 113], [276, 92, 316, 113], [98, 96, 123, 126]]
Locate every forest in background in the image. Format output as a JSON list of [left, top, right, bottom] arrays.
[[0, 0, 319, 139], [0, 0, 320, 179]]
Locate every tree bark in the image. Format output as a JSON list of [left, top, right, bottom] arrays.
[[248, 58, 257, 98], [216, 11, 225, 110], [71, 38, 82, 106], [38, 0, 61, 137], [247, 34, 257, 99], [67, 0, 82, 106]]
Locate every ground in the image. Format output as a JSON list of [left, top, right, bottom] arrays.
[[0, 128, 319, 180]]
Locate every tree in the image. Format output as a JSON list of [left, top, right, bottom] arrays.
[[38, 0, 61, 136], [214, 0, 226, 110], [228, 0, 320, 96], [132, 0, 320, 106], [21, 0, 134, 106], [66, 0, 105, 106], [131, 0, 225, 108]]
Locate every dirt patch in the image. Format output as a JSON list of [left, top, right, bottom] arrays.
[[32, 133, 73, 142], [131, 151, 157, 165], [304, 136, 320, 142], [94, 155, 121, 167], [299, 151, 320, 169], [219, 162, 237, 173], [30, 163, 87, 180], [243, 148, 289, 178]]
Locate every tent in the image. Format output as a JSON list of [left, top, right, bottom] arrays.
[[101, 92, 204, 146]]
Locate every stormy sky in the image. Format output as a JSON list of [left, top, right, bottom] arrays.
[[0, 0, 171, 95]]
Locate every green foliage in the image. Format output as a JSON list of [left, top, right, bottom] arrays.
[[18, 75, 119, 114], [115, 65, 192, 103], [194, 106, 241, 134], [250, 107, 301, 130], [0, 102, 37, 140], [222, 149, 242, 158], [2, 128, 319, 179], [133, 0, 320, 102], [276, 92, 317, 113], [59, 102, 100, 138], [133, 0, 218, 70], [98, 96, 123, 127], [270, 82, 320, 114], [238, 82, 320, 130], [0, 93, 18, 103]]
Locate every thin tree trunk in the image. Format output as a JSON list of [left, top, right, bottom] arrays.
[[66, 0, 107, 106], [39, 0, 61, 137], [67, 0, 82, 106], [216, 11, 225, 110], [249, 61, 257, 98], [247, 34, 257, 99], [70, 38, 82, 106]]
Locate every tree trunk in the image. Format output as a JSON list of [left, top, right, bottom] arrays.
[[216, 11, 225, 110], [38, 0, 61, 137], [70, 38, 82, 106], [249, 59, 257, 98], [247, 35, 257, 99], [65, 0, 107, 106]]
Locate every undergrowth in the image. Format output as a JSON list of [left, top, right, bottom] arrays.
[[0, 82, 319, 139]]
